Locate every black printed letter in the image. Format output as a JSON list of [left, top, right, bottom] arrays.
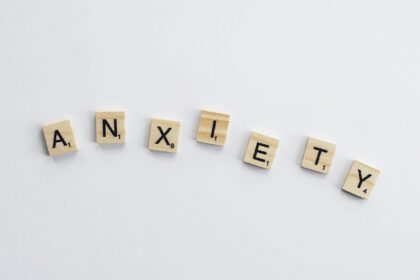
[[253, 142, 269, 163], [155, 126, 172, 146], [210, 120, 217, 138], [313, 147, 328, 165], [357, 169, 372, 188], [102, 119, 118, 138], [52, 130, 68, 148]]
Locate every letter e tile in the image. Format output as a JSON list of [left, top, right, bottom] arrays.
[[243, 132, 279, 169]]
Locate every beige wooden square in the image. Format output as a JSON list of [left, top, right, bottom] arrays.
[[196, 110, 230, 146], [342, 161, 380, 199], [96, 112, 125, 144], [148, 118, 180, 153], [243, 132, 279, 169], [301, 137, 336, 174], [43, 120, 78, 157]]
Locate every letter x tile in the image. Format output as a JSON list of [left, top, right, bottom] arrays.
[[148, 118, 180, 153]]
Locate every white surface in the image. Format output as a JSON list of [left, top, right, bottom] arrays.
[[1, 0, 419, 279]]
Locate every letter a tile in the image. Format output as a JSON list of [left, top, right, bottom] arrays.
[[96, 112, 125, 144], [342, 161, 380, 199], [43, 120, 78, 157], [196, 110, 230, 146], [301, 137, 336, 174], [148, 118, 180, 153], [243, 132, 279, 169]]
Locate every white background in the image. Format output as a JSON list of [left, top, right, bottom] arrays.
[[1, 0, 419, 279]]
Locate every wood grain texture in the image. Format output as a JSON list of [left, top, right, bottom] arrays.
[[342, 161, 380, 199], [42, 120, 78, 157], [301, 137, 336, 174], [243, 132, 279, 169], [148, 118, 180, 153], [196, 110, 230, 146], [96, 112, 125, 144]]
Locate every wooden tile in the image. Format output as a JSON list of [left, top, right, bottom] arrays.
[[243, 132, 279, 169], [342, 161, 380, 199], [196, 110, 230, 146], [96, 112, 125, 144], [148, 118, 180, 153], [43, 120, 78, 157], [301, 137, 336, 174]]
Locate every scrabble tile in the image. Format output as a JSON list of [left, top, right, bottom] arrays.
[[196, 110, 230, 146], [301, 137, 336, 174], [243, 132, 279, 169], [342, 161, 380, 199], [96, 112, 125, 144], [43, 120, 78, 157], [148, 118, 180, 153]]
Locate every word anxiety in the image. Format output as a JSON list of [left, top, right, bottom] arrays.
[[42, 110, 380, 199]]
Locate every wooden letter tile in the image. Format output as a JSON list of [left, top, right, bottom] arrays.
[[342, 161, 380, 199], [43, 120, 78, 157], [148, 118, 180, 153], [196, 110, 230, 146], [243, 132, 279, 169], [301, 137, 336, 174], [96, 112, 125, 144]]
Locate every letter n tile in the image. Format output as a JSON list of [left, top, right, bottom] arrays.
[[96, 112, 125, 144]]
